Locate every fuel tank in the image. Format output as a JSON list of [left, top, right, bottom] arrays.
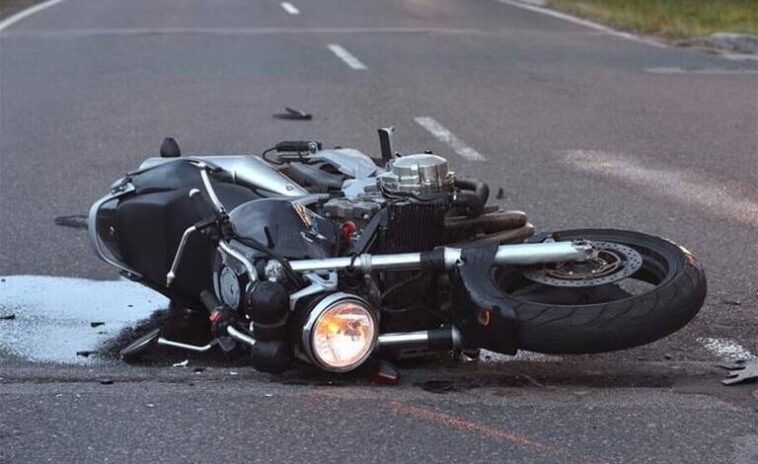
[[139, 155, 308, 198]]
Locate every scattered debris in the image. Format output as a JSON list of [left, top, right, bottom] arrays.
[[172, 359, 189, 368], [264, 393, 274, 397], [496, 187, 505, 199], [418, 380, 456, 393], [99, 379, 114, 385], [0, 314, 16, 321], [146, 403, 155, 408], [720, 359, 758, 386], [373, 359, 400, 385], [721, 299, 742, 306], [90, 322, 105, 328], [76, 350, 96, 358], [229, 370, 239, 376], [719, 359, 747, 370], [54, 214, 89, 229], [273, 107, 312, 121]]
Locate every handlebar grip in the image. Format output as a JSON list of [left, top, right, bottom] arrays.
[[200, 290, 221, 312]]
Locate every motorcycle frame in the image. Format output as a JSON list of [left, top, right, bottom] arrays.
[[91, 153, 600, 370]]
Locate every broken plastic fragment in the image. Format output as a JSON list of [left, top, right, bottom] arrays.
[[273, 107, 312, 120], [721, 359, 758, 385]]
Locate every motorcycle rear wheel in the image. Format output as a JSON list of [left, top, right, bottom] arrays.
[[493, 229, 707, 354]]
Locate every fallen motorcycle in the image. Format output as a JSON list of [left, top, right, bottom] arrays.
[[89, 129, 707, 375]]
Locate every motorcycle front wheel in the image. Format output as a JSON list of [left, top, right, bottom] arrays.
[[494, 229, 707, 354]]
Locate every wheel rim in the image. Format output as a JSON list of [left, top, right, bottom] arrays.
[[494, 236, 676, 305]]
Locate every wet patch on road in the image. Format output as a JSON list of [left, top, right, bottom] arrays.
[[0, 275, 166, 364]]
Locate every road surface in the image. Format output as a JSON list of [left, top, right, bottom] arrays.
[[1, 0, 757, 463]]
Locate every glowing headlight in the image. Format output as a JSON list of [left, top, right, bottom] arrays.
[[302, 293, 377, 372]]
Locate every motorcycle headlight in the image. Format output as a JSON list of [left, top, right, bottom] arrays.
[[301, 293, 377, 372]]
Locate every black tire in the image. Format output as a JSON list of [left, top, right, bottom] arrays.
[[494, 229, 707, 354]]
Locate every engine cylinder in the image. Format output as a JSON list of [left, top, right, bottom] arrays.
[[377, 154, 453, 195]]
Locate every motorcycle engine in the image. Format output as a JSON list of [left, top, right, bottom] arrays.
[[320, 154, 454, 252], [315, 154, 456, 330], [376, 154, 454, 195]]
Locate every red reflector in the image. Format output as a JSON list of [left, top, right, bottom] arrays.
[[341, 221, 357, 244]]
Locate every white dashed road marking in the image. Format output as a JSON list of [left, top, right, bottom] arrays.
[[0, 0, 69, 31], [560, 150, 758, 229], [327, 43, 367, 70], [697, 337, 755, 361], [280, 2, 299, 15], [414, 117, 486, 161]]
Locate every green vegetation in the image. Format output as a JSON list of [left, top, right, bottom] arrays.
[[548, 0, 758, 38]]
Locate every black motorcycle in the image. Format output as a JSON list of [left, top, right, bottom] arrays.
[[89, 129, 706, 374]]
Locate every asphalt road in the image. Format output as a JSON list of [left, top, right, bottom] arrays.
[[1, 0, 757, 463]]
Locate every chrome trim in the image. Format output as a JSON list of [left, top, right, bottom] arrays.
[[451, 326, 463, 349], [377, 331, 429, 346], [493, 241, 592, 265], [227, 326, 256, 347], [199, 168, 226, 215], [289, 252, 422, 273], [376, 327, 463, 351], [166, 224, 198, 287], [288, 241, 593, 274], [288, 271, 338, 311], [138, 154, 308, 198], [87, 183, 143, 279], [157, 337, 214, 352], [300, 292, 377, 373], [219, 240, 258, 284]]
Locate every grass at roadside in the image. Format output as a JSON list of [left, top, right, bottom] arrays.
[[547, 0, 758, 39]]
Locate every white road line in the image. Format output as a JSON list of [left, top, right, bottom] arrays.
[[498, 0, 758, 61], [697, 337, 755, 361], [647, 67, 758, 75], [280, 2, 299, 15], [414, 117, 486, 161], [496, 0, 666, 48], [560, 150, 758, 229], [0, 0, 69, 32], [327, 43, 367, 70]]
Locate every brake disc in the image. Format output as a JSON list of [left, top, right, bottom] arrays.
[[523, 241, 643, 287]]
